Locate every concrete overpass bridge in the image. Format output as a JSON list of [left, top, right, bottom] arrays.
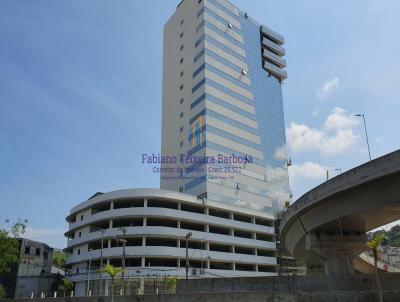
[[280, 149, 400, 275]]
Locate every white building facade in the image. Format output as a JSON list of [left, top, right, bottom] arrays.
[[160, 0, 290, 259], [65, 189, 277, 296]]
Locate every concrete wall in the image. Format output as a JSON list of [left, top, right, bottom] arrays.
[[3, 291, 400, 302], [176, 274, 400, 293]]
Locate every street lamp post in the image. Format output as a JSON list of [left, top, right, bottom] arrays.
[[355, 114, 372, 161], [87, 249, 93, 296], [118, 227, 127, 295], [200, 239, 204, 278], [185, 232, 192, 280], [99, 229, 105, 296]]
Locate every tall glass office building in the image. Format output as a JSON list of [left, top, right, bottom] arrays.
[[161, 0, 290, 221], [64, 2, 292, 294]]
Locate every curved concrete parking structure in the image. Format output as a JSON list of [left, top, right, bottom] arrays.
[[280, 150, 400, 275], [65, 188, 278, 296]]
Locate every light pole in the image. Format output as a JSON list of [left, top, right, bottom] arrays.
[[99, 229, 105, 296], [118, 227, 127, 295], [87, 248, 93, 296], [355, 114, 372, 161], [185, 232, 192, 280], [200, 239, 204, 278]]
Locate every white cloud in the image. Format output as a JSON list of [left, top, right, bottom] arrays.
[[286, 107, 359, 156], [316, 77, 340, 101], [324, 107, 358, 130], [289, 161, 327, 184]]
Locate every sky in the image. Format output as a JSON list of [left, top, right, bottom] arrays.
[[0, 0, 399, 248]]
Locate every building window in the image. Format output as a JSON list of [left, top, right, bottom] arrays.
[[180, 44, 184, 51], [180, 84, 184, 91], [36, 248, 41, 256], [80, 215, 83, 221], [180, 32, 183, 38], [180, 71, 184, 77], [198, 0, 202, 3], [77, 249, 80, 255], [25, 246, 30, 255], [180, 126, 184, 132], [43, 251, 48, 260], [180, 141, 183, 147], [179, 187, 184, 192], [180, 57, 184, 64], [180, 98, 184, 104], [79, 232, 82, 238], [76, 267, 80, 274], [180, 19, 184, 25], [194, 36, 204, 48], [180, 112, 184, 118]]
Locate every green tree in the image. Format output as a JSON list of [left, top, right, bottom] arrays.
[[53, 250, 67, 272], [164, 276, 177, 293], [0, 284, 6, 299], [0, 219, 27, 274], [57, 278, 73, 297], [9, 219, 28, 238], [367, 233, 387, 302], [102, 265, 123, 302]]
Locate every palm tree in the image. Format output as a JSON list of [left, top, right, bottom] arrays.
[[367, 233, 387, 302], [57, 278, 73, 297], [164, 276, 177, 293], [102, 264, 123, 302]]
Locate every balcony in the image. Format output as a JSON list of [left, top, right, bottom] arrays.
[[262, 38, 285, 56], [262, 49, 286, 68], [263, 61, 288, 81], [261, 25, 285, 45]]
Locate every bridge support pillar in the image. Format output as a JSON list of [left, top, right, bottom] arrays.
[[305, 233, 368, 275]]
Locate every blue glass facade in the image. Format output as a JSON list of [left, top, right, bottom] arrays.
[[161, 0, 290, 216], [186, 0, 289, 215]]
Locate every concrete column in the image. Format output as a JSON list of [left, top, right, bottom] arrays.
[[231, 245, 235, 253], [305, 233, 368, 276], [177, 239, 180, 248], [107, 239, 111, 248], [141, 257, 145, 267], [109, 220, 113, 229], [142, 237, 146, 246], [144, 198, 147, 207], [230, 229, 234, 236], [251, 216, 256, 224], [252, 232, 256, 240], [255, 264, 258, 272], [139, 278, 144, 295], [205, 224, 209, 232], [110, 201, 114, 210], [177, 202, 181, 210], [143, 217, 147, 226], [229, 212, 234, 220], [177, 220, 181, 228], [204, 207, 209, 215]]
